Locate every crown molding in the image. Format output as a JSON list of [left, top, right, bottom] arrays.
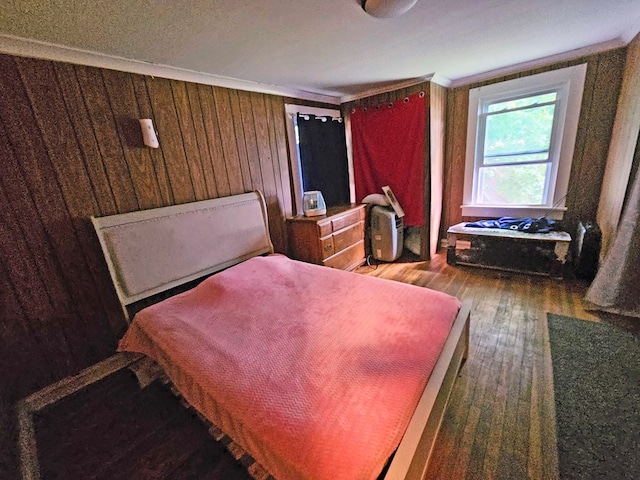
[[430, 74, 452, 88], [0, 34, 341, 105], [340, 74, 435, 102], [449, 38, 627, 88], [3, 32, 633, 105]]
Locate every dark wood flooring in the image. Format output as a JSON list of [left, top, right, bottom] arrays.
[[32, 252, 627, 480], [34, 370, 251, 480]]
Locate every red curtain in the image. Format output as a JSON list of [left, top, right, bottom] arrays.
[[351, 92, 427, 226]]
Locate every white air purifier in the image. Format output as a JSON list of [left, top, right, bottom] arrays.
[[370, 205, 403, 261], [302, 191, 327, 217]]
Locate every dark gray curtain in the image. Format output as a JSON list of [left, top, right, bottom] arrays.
[[297, 114, 350, 207]]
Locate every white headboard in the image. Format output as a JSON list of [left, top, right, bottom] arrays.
[[92, 191, 273, 320]]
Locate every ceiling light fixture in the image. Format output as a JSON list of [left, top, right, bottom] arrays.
[[361, 0, 418, 18]]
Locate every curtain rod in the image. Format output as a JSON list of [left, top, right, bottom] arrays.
[[288, 113, 343, 122]]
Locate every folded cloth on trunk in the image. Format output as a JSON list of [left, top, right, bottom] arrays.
[[465, 216, 559, 233]]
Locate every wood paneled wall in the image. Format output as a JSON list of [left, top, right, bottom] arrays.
[[441, 48, 627, 241], [0, 52, 323, 476]]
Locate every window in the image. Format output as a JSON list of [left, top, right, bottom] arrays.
[[284, 104, 355, 215], [463, 64, 587, 219]]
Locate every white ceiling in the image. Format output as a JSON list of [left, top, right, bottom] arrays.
[[1, 0, 640, 103]]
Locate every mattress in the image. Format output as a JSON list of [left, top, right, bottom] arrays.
[[118, 254, 461, 480]]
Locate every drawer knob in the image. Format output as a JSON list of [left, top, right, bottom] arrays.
[[324, 244, 332, 252]]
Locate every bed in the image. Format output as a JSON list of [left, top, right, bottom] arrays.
[[91, 191, 471, 480]]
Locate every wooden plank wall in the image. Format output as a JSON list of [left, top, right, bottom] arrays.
[[0, 53, 328, 478], [441, 48, 627, 241]]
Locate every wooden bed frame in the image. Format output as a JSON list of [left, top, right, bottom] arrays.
[[18, 191, 470, 480]]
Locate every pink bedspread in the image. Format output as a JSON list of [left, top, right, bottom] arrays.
[[118, 254, 460, 480]]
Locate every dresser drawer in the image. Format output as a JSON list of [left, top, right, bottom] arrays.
[[331, 209, 362, 232], [333, 221, 364, 253], [320, 236, 335, 260], [324, 241, 365, 270], [317, 220, 333, 238]]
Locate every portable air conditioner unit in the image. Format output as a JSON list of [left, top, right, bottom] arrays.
[[371, 205, 403, 262]]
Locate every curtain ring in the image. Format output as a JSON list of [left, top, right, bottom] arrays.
[[419, 91, 425, 98], [388, 103, 393, 108], [351, 108, 356, 114], [403, 97, 409, 103]]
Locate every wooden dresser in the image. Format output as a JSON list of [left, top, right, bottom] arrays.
[[286, 204, 366, 271]]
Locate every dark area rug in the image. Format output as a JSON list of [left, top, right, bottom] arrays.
[[547, 314, 640, 479]]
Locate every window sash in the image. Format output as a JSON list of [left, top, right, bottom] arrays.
[[472, 89, 563, 206], [480, 99, 558, 157], [487, 91, 558, 113], [483, 153, 550, 167], [476, 161, 553, 206], [484, 98, 558, 115]]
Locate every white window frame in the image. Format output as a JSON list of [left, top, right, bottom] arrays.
[[462, 64, 587, 219]]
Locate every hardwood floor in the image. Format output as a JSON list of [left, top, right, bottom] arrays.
[[34, 371, 253, 480], [34, 253, 601, 480], [357, 253, 599, 480]]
